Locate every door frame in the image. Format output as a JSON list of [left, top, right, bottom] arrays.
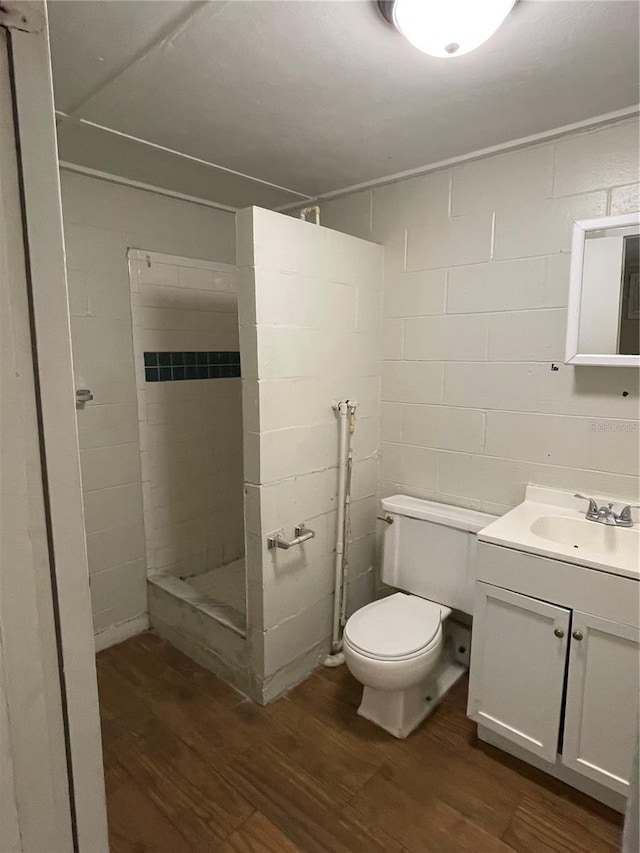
[[1, 3, 108, 849]]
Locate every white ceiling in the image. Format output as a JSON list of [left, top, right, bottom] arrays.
[[49, 0, 640, 209]]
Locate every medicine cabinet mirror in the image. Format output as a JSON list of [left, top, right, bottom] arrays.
[[565, 212, 640, 367]]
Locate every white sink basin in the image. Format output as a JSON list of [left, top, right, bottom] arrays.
[[479, 486, 640, 579], [530, 515, 640, 573]]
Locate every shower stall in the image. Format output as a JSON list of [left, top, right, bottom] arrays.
[[130, 207, 383, 701]]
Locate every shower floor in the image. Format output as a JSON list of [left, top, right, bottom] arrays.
[[184, 558, 246, 616]]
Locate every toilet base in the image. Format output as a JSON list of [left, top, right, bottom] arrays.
[[357, 656, 467, 738]]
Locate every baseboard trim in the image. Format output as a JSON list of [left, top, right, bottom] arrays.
[[94, 614, 149, 653]]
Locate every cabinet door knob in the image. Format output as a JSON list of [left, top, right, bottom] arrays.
[[554, 628, 565, 638], [572, 631, 583, 641]]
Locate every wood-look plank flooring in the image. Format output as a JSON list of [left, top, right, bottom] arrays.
[[98, 633, 623, 852]]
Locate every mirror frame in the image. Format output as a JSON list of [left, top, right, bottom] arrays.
[[565, 211, 640, 367]]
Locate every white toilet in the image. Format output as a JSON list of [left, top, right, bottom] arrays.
[[343, 494, 495, 738]]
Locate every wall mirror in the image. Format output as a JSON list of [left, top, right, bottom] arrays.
[[566, 212, 640, 367]]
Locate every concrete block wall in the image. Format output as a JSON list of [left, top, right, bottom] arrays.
[[236, 207, 383, 701], [295, 119, 640, 514], [61, 172, 235, 648]]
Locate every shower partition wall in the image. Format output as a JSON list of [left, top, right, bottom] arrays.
[[237, 207, 384, 702]]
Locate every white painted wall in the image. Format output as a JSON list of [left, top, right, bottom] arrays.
[[296, 119, 640, 513], [237, 207, 383, 701], [60, 172, 235, 647]]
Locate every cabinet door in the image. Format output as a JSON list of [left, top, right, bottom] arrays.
[[468, 583, 570, 763], [562, 611, 639, 795]]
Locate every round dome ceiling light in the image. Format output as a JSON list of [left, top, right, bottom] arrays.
[[377, 0, 517, 59]]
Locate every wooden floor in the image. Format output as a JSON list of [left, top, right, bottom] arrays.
[[98, 633, 623, 853]]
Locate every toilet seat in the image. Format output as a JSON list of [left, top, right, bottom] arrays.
[[344, 592, 445, 661]]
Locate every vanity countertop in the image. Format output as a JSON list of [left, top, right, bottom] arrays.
[[478, 486, 640, 580]]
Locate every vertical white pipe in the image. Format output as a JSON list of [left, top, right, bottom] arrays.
[[339, 404, 357, 630], [331, 402, 349, 654], [324, 400, 357, 666]]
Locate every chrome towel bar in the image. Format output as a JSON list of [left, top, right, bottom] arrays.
[[267, 523, 315, 550]]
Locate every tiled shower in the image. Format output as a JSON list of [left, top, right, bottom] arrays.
[[123, 209, 384, 700], [128, 251, 247, 638]]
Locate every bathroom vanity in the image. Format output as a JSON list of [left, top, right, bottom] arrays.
[[468, 487, 639, 812]]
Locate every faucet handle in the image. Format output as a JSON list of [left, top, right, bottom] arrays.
[[619, 505, 640, 522], [575, 494, 599, 516]]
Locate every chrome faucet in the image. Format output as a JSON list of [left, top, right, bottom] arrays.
[[575, 494, 639, 528], [596, 503, 618, 526]]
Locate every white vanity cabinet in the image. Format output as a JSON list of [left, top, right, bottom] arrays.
[[468, 542, 640, 811], [562, 611, 639, 794], [468, 584, 571, 763]]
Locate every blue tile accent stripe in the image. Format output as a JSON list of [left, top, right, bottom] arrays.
[[144, 352, 241, 382]]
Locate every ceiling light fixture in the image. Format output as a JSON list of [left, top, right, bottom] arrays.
[[378, 0, 516, 59]]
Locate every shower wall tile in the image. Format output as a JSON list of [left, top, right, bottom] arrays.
[[130, 253, 244, 593], [62, 171, 235, 645], [143, 351, 241, 382], [238, 207, 383, 700]]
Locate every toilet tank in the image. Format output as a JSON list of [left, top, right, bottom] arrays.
[[380, 495, 497, 615]]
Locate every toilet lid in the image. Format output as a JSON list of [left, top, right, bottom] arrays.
[[344, 593, 443, 660]]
